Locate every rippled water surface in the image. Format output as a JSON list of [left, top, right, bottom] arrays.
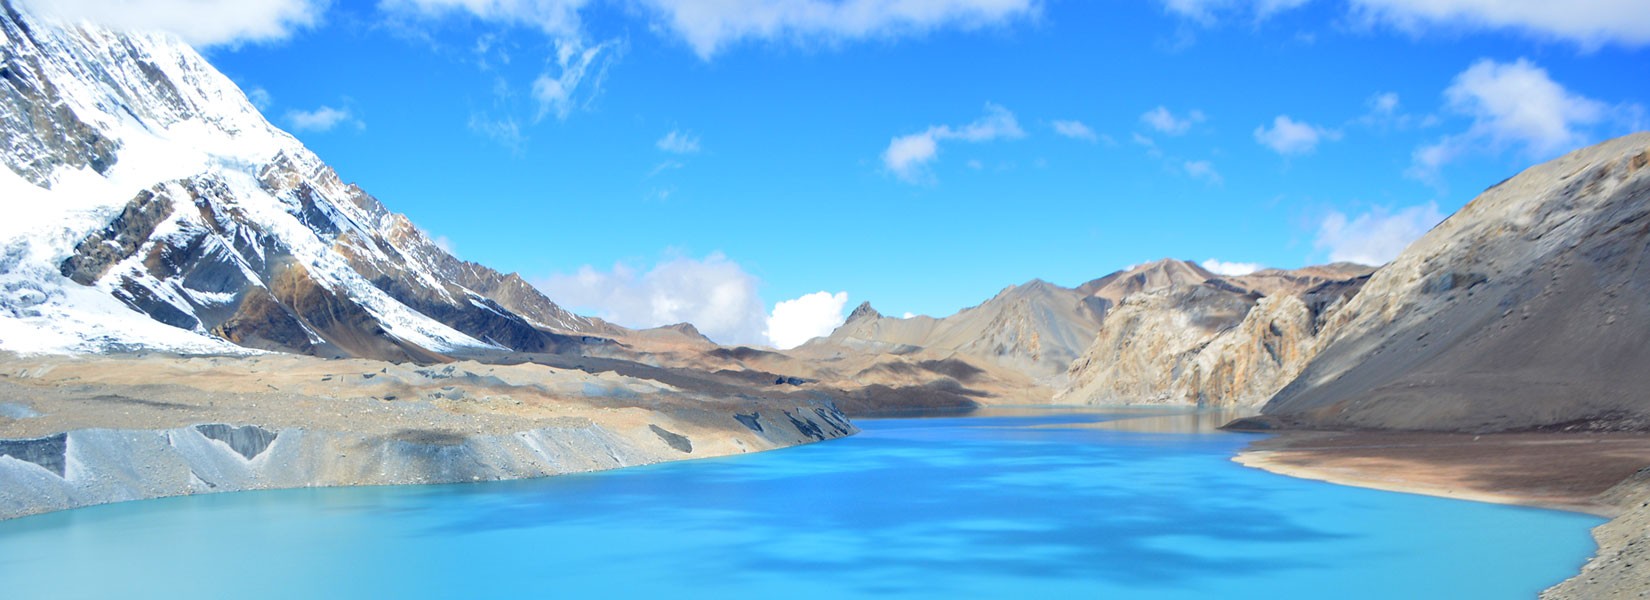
[[0, 409, 1602, 598]]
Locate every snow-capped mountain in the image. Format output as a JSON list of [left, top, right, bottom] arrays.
[[0, 1, 605, 360]]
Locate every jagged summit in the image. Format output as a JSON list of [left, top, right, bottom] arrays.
[[0, 3, 604, 360], [1077, 259, 1214, 300], [846, 301, 881, 321]]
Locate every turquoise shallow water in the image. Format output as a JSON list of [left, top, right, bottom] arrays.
[[0, 410, 1603, 599]]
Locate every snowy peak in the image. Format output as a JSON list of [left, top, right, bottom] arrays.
[[0, 3, 604, 360]]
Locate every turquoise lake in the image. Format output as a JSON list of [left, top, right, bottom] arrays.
[[0, 410, 1603, 598]]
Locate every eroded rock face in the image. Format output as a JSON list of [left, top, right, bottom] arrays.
[[1057, 262, 1370, 409], [1262, 133, 1650, 432]]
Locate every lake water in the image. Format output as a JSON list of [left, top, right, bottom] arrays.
[[0, 409, 1603, 598]]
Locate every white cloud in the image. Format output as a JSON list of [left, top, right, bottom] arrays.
[[765, 291, 849, 349], [1141, 106, 1205, 135], [882, 103, 1024, 182], [1052, 119, 1098, 142], [1184, 159, 1222, 184], [246, 87, 274, 111], [432, 236, 456, 255], [1350, 0, 1650, 48], [1201, 259, 1264, 276], [19, 0, 325, 48], [286, 106, 360, 132], [1411, 58, 1608, 178], [1369, 91, 1399, 115], [1254, 115, 1340, 155], [536, 252, 770, 346], [1313, 202, 1445, 265], [902, 312, 917, 319], [656, 129, 701, 154], [634, 0, 1037, 59]]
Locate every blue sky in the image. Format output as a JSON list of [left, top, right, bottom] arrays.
[[32, 0, 1650, 347]]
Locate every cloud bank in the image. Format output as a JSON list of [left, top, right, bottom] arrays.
[[536, 253, 848, 348]]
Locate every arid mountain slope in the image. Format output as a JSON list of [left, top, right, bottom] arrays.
[[798, 279, 1105, 385], [1255, 132, 1650, 432]]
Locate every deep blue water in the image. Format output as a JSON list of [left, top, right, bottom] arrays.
[[0, 410, 1603, 599]]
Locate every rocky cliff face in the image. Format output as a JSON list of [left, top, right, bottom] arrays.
[[1256, 133, 1650, 432], [1058, 260, 1371, 409], [0, 2, 607, 361]]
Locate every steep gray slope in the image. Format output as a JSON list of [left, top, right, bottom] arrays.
[[1258, 132, 1650, 432]]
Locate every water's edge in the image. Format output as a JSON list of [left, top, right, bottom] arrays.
[[0, 403, 857, 521]]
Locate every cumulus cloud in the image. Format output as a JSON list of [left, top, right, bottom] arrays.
[[1254, 115, 1340, 155], [536, 253, 770, 346], [19, 0, 325, 48], [656, 129, 701, 154], [1183, 159, 1222, 184], [286, 106, 360, 132], [1314, 202, 1446, 265], [1411, 58, 1608, 178], [633, 0, 1037, 59], [882, 103, 1024, 182], [1052, 119, 1098, 142], [1200, 259, 1264, 276], [1141, 106, 1205, 135], [535, 253, 851, 348], [1350, 0, 1650, 48], [765, 291, 849, 349]]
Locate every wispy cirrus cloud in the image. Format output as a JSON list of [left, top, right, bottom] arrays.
[[882, 103, 1025, 183], [632, 0, 1039, 59]]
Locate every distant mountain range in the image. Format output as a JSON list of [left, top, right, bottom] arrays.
[[3, 0, 1649, 433]]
